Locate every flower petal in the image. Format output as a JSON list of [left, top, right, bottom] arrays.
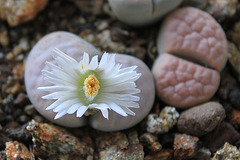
[[54, 109, 68, 119], [100, 109, 109, 119], [88, 55, 98, 70], [67, 104, 80, 114], [76, 106, 88, 117], [53, 99, 79, 112], [108, 102, 127, 117]]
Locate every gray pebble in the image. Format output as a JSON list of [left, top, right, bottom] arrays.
[[147, 106, 179, 134], [177, 102, 226, 137]]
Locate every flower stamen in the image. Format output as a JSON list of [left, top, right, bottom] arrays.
[[84, 75, 100, 98]]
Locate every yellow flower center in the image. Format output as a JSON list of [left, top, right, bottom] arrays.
[[84, 75, 100, 98]]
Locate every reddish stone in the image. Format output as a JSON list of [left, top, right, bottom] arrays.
[[0, 0, 48, 26], [26, 120, 93, 159], [229, 109, 240, 129], [140, 133, 162, 153], [5, 141, 32, 160], [144, 149, 173, 160], [173, 133, 199, 159]]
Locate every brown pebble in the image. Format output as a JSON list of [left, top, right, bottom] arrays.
[[5, 141, 32, 160], [99, 144, 144, 160], [5, 123, 32, 143], [173, 133, 199, 159], [177, 102, 226, 136], [203, 121, 240, 152], [14, 92, 29, 106], [0, 0, 48, 26], [0, 130, 11, 148], [12, 63, 25, 78], [0, 27, 9, 46], [127, 130, 139, 145], [24, 105, 36, 116], [96, 132, 129, 151], [144, 149, 173, 160], [26, 120, 94, 159], [2, 77, 22, 94], [140, 133, 162, 153], [229, 109, 240, 129], [96, 131, 144, 160]]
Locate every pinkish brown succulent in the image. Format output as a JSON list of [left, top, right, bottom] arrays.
[[153, 7, 227, 108], [152, 53, 220, 108], [157, 7, 227, 71]]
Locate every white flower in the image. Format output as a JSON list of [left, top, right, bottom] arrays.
[[38, 48, 141, 120]]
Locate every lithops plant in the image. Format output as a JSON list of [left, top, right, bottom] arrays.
[[25, 31, 155, 131], [108, 0, 183, 27], [157, 7, 227, 71], [153, 7, 227, 108]]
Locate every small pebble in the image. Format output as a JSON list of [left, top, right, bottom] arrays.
[[182, 0, 208, 9], [96, 132, 144, 160], [5, 123, 32, 143], [2, 77, 22, 95], [0, 108, 5, 122], [227, 41, 240, 82], [144, 149, 173, 160], [6, 52, 14, 61], [24, 104, 36, 116], [177, 102, 226, 136], [205, 0, 238, 22], [147, 106, 179, 134], [229, 85, 240, 110], [127, 131, 139, 145], [212, 142, 240, 160], [140, 133, 162, 153], [0, 27, 9, 46], [229, 109, 240, 129], [193, 148, 212, 160], [33, 115, 44, 123], [14, 92, 28, 106], [5, 141, 32, 160], [97, 30, 126, 53], [96, 20, 109, 31], [173, 133, 199, 159], [96, 132, 129, 151], [203, 121, 240, 152], [12, 45, 22, 56], [74, 0, 103, 15], [218, 74, 237, 100], [99, 144, 144, 160], [0, 52, 4, 59], [26, 120, 94, 159], [228, 21, 240, 49], [18, 115, 29, 123], [19, 38, 30, 51]]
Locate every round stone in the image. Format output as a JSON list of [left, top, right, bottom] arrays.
[[177, 102, 226, 136]]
